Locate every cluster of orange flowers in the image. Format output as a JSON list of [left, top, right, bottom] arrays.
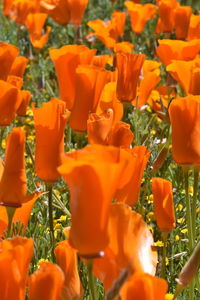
[[0, 0, 200, 299]]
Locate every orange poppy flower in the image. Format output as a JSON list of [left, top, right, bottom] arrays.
[[50, 45, 96, 110], [87, 109, 114, 145], [188, 14, 200, 40], [6, 75, 23, 89], [54, 240, 83, 300], [25, 13, 51, 49], [0, 42, 19, 81], [69, 65, 111, 132], [111, 10, 126, 39], [0, 236, 34, 300], [152, 177, 176, 232], [17, 90, 31, 116], [155, 0, 178, 34], [167, 58, 200, 95], [0, 195, 39, 237], [174, 6, 192, 40], [91, 54, 112, 68], [135, 60, 161, 107], [0, 80, 21, 126], [9, 56, 29, 78], [40, 0, 70, 25], [116, 52, 145, 103], [107, 121, 134, 148], [147, 85, 172, 120], [93, 203, 158, 291], [29, 262, 64, 300], [125, 1, 156, 34], [67, 0, 88, 25], [120, 271, 168, 300], [87, 19, 116, 50], [156, 39, 200, 66], [96, 82, 123, 124], [0, 128, 40, 207], [33, 98, 70, 183], [115, 146, 150, 206], [114, 42, 134, 54], [58, 145, 133, 257], [6, 0, 40, 24], [168, 96, 200, 165]]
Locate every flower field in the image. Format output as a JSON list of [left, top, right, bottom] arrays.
[[0, 0, 200, 299]]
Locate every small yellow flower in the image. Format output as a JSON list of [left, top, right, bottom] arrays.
[[154, 240, 164, 247], [176, 204, 183, 211], [146, 194, 154, 203], [59, 215, 67, 222], [147, 212, 154, 221], [177, 218, 185, 224], [2, 139, 6, 149], [181, 228, 188, 234], [165, 293, 174, 300], [151, 130, 156, 135], [189, 186, 193, 196], [54, 223, 62, 230], [165, 257, 169, 266], [175, 235, 180, 241]]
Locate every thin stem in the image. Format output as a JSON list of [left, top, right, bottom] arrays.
[[183, 169, 194, 253], [87, 260, 97, 300], [6, 207, 16, 237], [161, 232, 168, 279], [192, 170, 199, 241], [46, 183, 55, 260]]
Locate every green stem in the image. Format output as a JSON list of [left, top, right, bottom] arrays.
[[183, 168, 194, 253], [0, 126, 5, 153], [87, 260, 97, 300], [6, 207, 16, 237], [46, 183, 55, 260], [161, 232, 168, 279], [192, 170, 199, 242]]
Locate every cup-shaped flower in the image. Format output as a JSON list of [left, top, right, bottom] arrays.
[[152, 177, 176, 232], [166, 59, 200, 95], [156, 39, 200, 66], [125, 2, 156, 34], [69, 65, 111, 132], [50, 45, 96, 110], [17, 90, 31, 116], [25, 13, 51, 49], [0, 236, 33, 300], [0, 42, 19, 80], [55, 240, 83, 300], [96, 82, 123, 125], [0, 128, 39, 207], [115, 146, 150, 206], [33, 98, 70, 183], [107, 121, 134, 148], [0, 195, 39, 237], [169, 96, 200, 165], [40, 0, 70, 25], [10, 56, 29, 78], [29, 262, 64, 300], [58, 145, 132, 257], [0, 80, 21, 126], [155, 0, 177, 34], [116, 52, 145, 103], [67, 0, 88, 25], [174, 6, 192, 40], [188, 14, 200, 40], [93, 203, 158, 290], [119, 271, 168, 300], [87, 109, 114, 145]]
